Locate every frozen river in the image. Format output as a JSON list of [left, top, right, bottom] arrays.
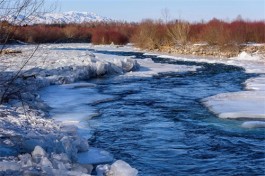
[[41, 49, 265, 175]]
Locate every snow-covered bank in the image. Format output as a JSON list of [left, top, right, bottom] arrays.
[[0, 43, 140, 175], [91, 51, 200, 78], [155, 51, 265, 128], [202, 75, 265, 128], [202, 53, 265, 128]]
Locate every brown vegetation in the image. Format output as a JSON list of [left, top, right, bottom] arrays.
[[131, 20, 171, 50], [1, 18, 264, 48], [133, 18, 265, 50], [1, 22, 135, 45]]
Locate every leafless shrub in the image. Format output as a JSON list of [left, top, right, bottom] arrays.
[[0, 0, 50, 104], [166, 20, 190, 46], [162, 9, 190, 46], [131, 19, 171, 50]]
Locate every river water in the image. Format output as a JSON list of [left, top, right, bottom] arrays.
[[42, 49, 265, 176]]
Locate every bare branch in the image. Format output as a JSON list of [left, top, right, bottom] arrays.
[[0, 45, 39, 103]]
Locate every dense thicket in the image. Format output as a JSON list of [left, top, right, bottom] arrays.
[[1, 18, 264, 47]]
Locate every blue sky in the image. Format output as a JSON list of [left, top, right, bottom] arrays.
[[47, 0, 265, 22]]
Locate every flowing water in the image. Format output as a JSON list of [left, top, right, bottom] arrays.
[[43, 49, 265, 176]]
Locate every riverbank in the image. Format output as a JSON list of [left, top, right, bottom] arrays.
[[0, 44, 139, 175], [155, 43, 265, 58]]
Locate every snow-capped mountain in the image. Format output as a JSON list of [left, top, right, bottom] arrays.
[[3, 11, 111, 25]]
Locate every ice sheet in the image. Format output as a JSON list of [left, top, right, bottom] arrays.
[[40, 82, 113, 125], [203, 91, 265, 120]]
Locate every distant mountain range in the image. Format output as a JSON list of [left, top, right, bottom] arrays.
[[3, 11, 111, 25]]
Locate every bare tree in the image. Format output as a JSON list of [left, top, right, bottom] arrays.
[[0, 0, 46, 50], [0, 0, 53, 104]]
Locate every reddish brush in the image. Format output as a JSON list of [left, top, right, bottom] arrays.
[[1, 19, 264, 45]]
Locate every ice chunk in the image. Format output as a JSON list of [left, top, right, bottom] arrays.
[[241, 121, 265, 128], [51, 153, 70, 164], [40, 157, 53, 168], [121, 58, 139, 72], [41, 157, 54, 175], [96, 164, 110, 176], [236, 51, 263, 61], [77, 147, 114, 165], [109, 160, 138, 176], [32, 146, 47, 163], [32, 145, 46, 157], [110, 63, 124, 74], [96, 62, 108, 76], [60, 136, 78, 161], [18, 153, 33, 168]]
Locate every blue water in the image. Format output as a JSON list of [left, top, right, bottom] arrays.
[[50, 48, 265, 175]]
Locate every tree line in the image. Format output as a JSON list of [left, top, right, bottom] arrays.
[[1, 18, 264, 49]]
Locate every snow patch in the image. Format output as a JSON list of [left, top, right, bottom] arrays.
[[3, 11, 111, 25]]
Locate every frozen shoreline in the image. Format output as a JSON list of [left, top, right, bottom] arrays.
[[0, 44, 139, 175]]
